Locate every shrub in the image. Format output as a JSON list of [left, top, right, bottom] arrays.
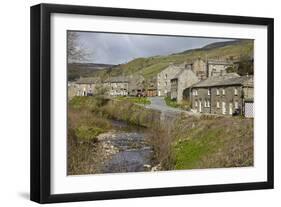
[[75, 126, 104, 143], [164, 96, 180, 108]]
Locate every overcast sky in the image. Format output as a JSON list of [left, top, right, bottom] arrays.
[[73, 31, 233, 64]]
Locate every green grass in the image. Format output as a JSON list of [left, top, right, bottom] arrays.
[[115, 96, 151, 105], [75, 126, 105, 143], [173, 128, 221, 169], [164, 96, 180, 108], [171, 116, 254, 170], [100, 99, 159, 127], [141, 62, 169, 79]]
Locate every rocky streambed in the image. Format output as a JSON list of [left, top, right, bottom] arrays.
[[96, 120, 158, 173]]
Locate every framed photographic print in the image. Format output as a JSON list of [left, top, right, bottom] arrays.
[[30, 3, 274, 203]]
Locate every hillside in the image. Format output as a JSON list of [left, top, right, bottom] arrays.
[[68, 63, 116, 81], [70, 39, 253, 81]]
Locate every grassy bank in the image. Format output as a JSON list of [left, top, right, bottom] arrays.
[[67, 96, 160, 174], [115, 96, 151, 105], [170, 115, 253, 169], [164, 96, 180, 108], [164, 97, 191, 111], [68, 96, 253, 174], [67, 97, 113, 175]]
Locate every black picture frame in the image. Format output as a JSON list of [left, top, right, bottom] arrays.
[[30, 3, 274, 204]]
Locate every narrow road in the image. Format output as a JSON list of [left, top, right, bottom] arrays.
[[145, 97, 185, 113]]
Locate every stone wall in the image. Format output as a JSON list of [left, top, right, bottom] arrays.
[[170, 79, 178, 100], [210, 86, 243, 115], [208, 64, 228, 77], [106, 82, 129, 96], [127, 74, 145, 96], [176, 69, 199, 102], [192, 58, 207, 79], [191, 88, 211, 113]]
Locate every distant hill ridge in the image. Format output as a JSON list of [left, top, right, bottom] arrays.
[[68, 39, 253, 81], [68, 63, 116, 81]]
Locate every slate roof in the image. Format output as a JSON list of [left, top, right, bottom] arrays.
[[192, 74, 253, 88], [207, 59, 233, 65], [103, 76, 129, 83], [76, 77, 100, 84]]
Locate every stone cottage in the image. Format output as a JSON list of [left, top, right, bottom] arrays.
[[68, 77, 100, 99], [157, 58, 234, 97], [157, 63, 182, 96], [190, 74, 253, 116], [170, 65, 199, 103], [190, 57, 234, 80], [103, 76, 129, 96]]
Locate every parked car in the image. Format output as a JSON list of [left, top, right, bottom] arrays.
[[136, 90, 146, 97]]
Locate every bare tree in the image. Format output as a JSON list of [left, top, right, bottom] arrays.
[[67, 31, 89, 63]]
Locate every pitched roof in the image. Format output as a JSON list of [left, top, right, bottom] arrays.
[[192, 73, 253, 88], [76, 77, 100, 84], [104, 76, 129, 83], [171, 68, 185, 80], [171, 67, 197, 80], [207, 59, 233, 65]]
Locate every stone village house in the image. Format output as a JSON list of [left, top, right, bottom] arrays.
[[68, 77, 100, 99], [189, 74, 254, 117], [184, 58, 234, 80], [157, 58, 234, 101], [170, 64, 199, 102], [157, 63, 183, 97], [68, 74, 156, 98], [103, 76, 129, 96], [67, 76, 129, 99]]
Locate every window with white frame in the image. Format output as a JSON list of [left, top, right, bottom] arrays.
[[216, 101, 220, 108], [234, 88, 238, 95], [204, 100, 207, 107], [195, 100, 198, 107], [193, 89, 198, 96], [207, 100, 210, 107], [222, 88, 225, 95], [216, 89, 220, 95], [208, 88, 210, 95], [235, 101, 239, 109]]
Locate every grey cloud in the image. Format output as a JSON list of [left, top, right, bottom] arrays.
[[75, 32, 233, 64]]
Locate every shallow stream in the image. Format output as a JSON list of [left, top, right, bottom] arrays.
[[99, 120, 153, 173]]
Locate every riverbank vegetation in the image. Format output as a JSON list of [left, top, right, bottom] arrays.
[[164, 97, 191, 111], [171, 115, 253, 169], [68, 96, 253, 175], [67, 96, 159, 174], [115, 96, 151, 105]]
